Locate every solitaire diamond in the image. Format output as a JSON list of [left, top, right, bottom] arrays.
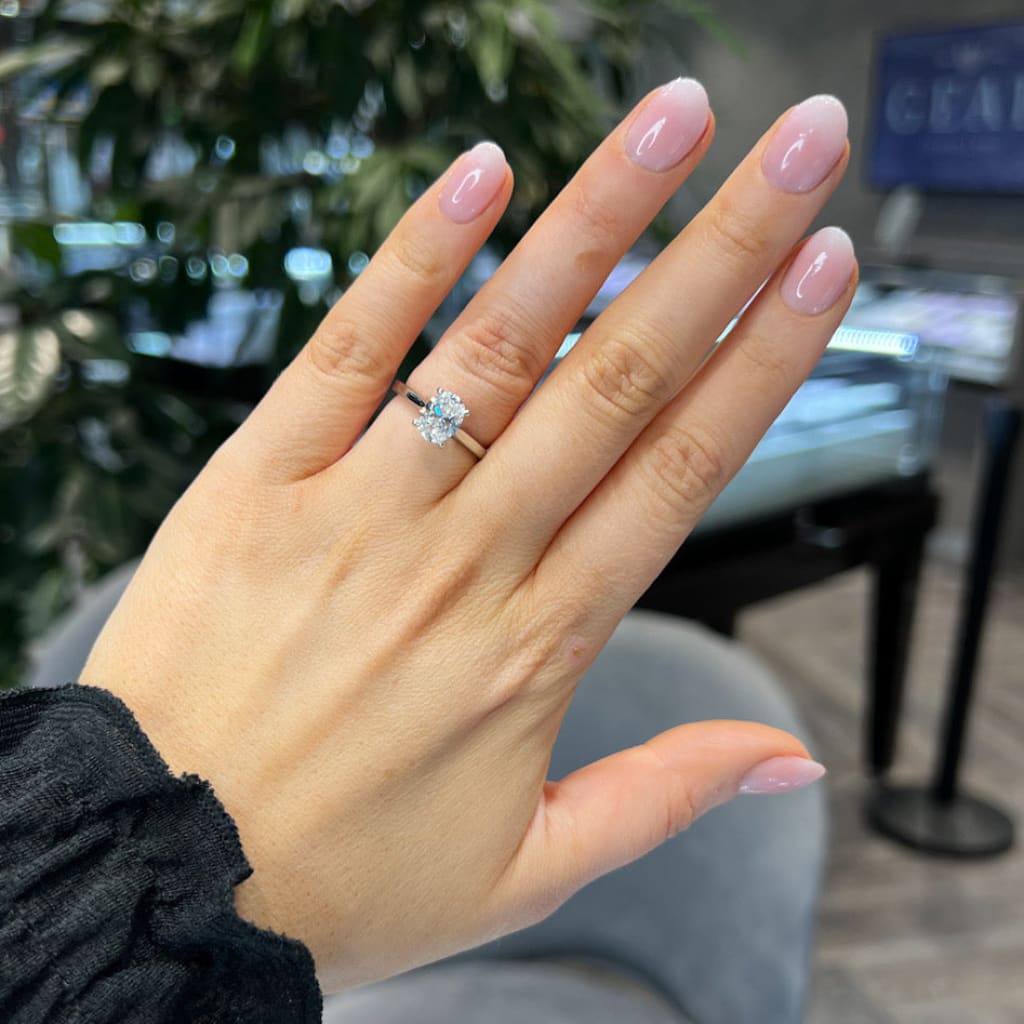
[[413, 388, 469, 447]]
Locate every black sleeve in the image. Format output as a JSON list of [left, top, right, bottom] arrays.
[[0, 683, 323, 1024]]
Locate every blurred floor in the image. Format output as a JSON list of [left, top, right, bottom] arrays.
[[741, 559, 1024, 1024]]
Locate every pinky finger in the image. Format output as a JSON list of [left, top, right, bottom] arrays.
[[536, 226, 858, 619]]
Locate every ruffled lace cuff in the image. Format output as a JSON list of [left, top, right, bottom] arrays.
[[0, 683, 322, 1023]]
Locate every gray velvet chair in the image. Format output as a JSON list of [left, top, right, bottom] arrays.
[[26, 562, 827, 1024]]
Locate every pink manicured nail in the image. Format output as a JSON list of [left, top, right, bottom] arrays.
[[781, 226, 856, 315], [624, 77, 710, 173], [739, 757, 827, 795], [762, 95, 848, 193], [439, 141, 506, 224]]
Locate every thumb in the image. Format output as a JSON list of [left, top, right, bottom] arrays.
[[501, 720, 825, 919]]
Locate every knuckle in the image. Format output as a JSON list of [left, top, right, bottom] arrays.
[[388, 230, 446, 288], [478, 581, 584, 708], [580, 326, 674, 423], [389, 541, 488, 648], [424, 534, 488, 607], [641, 421, 728, 520], [304, 316, 381, 385], [446, 307, 548, 402], [640, 743, 699, 843], [736, 331, 792, 390], [702, 194, 773, 269], [485, 632, 560, 711], [485, 608, 565, 707], [570, 184, 622, 256]]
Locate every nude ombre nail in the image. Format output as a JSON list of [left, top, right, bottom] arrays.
[[739, 757, 827, 795], [781, 227, 856, 316], [440, 141, 506, 224], [624, 77, 710, 173], [762, 95, 848, 193]]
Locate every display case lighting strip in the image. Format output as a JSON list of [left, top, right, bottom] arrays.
[[53, 222, 146, 246], [827, 326, 919, 358], [556, 323, 919, 366]]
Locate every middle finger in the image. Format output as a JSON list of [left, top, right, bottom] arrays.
[[465, 94, 849, 562], [354, 77, 713, 494]]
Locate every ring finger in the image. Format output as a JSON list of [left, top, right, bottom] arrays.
[[350, 76, 714, 497], [462, 94, 850, 563]]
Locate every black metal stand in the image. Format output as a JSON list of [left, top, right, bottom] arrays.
[[868, 398, 1021, 857]]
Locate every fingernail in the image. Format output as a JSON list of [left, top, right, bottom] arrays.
[[624, 77, 710, 173], [440, 141, 506, 224], [739, 756, 827, 795], [781, 226, 855, 316], [762, 95, 848, 193]]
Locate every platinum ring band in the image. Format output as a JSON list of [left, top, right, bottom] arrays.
[[391, 380, 487, 460]]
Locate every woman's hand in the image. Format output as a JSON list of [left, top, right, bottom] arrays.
[[81, 80, 854, 992]]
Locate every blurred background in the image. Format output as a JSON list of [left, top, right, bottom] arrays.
[[2, 2, 1023, 1021]]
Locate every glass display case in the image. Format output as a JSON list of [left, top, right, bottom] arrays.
[[551, 252, 952, 536], [694, 334, 946, 534], [843, 265, 1024, 389]]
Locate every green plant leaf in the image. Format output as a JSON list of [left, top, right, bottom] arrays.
[[179, 0, 246, 30], [373, 179, 411, 241], [23, 518, 67, 555], [0, 327, 62, 431], [10, 223, 62, 268], [21, 568, 70, 640], [54, 309, 123, 360], [346, 150, 400, 213], [365, 22, 399, 70], [392, 51, 423, 119], [131, 49, 166, 97], [89, 55, 130, 89], [0, 38, 89, 82], [655, 0, 746, 54], [81, 474, 132, 564], [275, 0, 316, 21], [468, 2, 514, 90], [233, 6, 269, 73]]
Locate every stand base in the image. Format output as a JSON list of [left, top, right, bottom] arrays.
[[867, 785, 1015, 858]]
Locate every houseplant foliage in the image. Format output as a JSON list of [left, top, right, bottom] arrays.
[[0, 0, 727, 687]]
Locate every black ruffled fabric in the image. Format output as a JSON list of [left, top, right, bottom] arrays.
[[0, 683, 323, 1023]]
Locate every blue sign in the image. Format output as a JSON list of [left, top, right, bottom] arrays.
[[870, 22, 1024, 194]]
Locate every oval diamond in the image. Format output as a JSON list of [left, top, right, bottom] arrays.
[[414, 388, 468, 447]]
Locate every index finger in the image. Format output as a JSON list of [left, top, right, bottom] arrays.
[[233, 141, 513, 482]]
